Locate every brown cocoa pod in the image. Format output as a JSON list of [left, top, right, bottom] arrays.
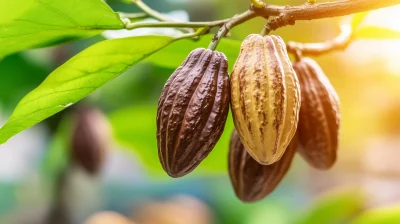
[[228, 129, 297, 202], [293, 58, 340, 169], [71, 107, 110, 174], [156, 48, 230, 178], [230, 34, 301, 165]]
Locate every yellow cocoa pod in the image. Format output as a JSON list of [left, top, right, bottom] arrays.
[[230, 34, 301, 165]]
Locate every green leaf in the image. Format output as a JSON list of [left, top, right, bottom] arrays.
[[0, 54, 48, 109], [146, 35, 241, 71], [0, 35, 174, 144], [0, 0, 35, 25], [353, 26, 400, 39], [109, 105, 234, 175], [0, 0, 124, 57], [351, 12, 370, 31], [350, 206, 400, 224], [109, 105, 161, 174], [295, 188, 365, 224], [41, 114, 72, 180]]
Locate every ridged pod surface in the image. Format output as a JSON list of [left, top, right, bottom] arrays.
[[230, 34, 300, 165], [228, 130, 297, 202], [71, 107, 111, 174], [293, 58, 340, 169], [157, 48, 230, 178]]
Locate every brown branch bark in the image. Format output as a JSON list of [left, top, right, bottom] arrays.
[[209, 0, 400, 50], [257, 0, 400, 31]]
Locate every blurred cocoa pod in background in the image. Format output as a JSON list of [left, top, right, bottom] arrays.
[[84, 211, 134, 224], [134, 195, 212, 224], [71, 106, 111, 174]]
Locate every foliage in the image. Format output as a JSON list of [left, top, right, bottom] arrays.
[[0, 35, 174, 143], [0, 0, 124, 58], [350, 205, 400, 224], [295, 188, 365, 224], [109, 105, 234, 175], [0, 54, 48, 109]]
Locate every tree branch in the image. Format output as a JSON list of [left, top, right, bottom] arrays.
[[287, 24, 353, 57], [258, 0, 400, 31], [124, 0, 400, 51], [209, 0, 400, 50]]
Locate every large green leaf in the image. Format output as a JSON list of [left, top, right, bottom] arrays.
[[109, 105, 234, 175], [350, 205, 400, 224], [0, 35, 175, 144], [0, 0, 35, 25], [0, 0, 124, 57], [146, 35, 241, 71]]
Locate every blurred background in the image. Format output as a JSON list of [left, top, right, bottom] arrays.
[[1, 0, 400, 223]]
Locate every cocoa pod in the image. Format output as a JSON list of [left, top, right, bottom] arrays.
[[71, 107, 110, 174], [230, 34, 301, 165], [85, 211, 134, 224], [228, 129, 297, 202], [293, 58, 340, 169], [156, 48, 230, 178]]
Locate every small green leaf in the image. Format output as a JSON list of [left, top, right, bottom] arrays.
[[295, 188, 365, 224], [350, 206, 400, 224], [41, 114, 72, 180], [353, 26, 400, 39], [351, 12, 370, 31], [0, 35, 174, 144], [0, 0, 124, 57], [146, 35, 241, 71]]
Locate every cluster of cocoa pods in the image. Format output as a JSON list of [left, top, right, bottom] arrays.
[[156, 33, 340, 202]]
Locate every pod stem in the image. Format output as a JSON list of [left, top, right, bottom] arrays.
[[260, 25, 271, 36], [208, 10, 258, 51]]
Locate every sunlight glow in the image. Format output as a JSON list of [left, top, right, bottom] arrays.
[[347, 5, 400, 76], [362, 5, 400, 32]]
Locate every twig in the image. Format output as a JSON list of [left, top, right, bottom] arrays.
[[175, 27, 210, 40], [208, 10, 258, 50], [287, 24, 353, 56], [131, 0, 175, 22], [125, 19, 230, 30], [119, 12, 148, 20]]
